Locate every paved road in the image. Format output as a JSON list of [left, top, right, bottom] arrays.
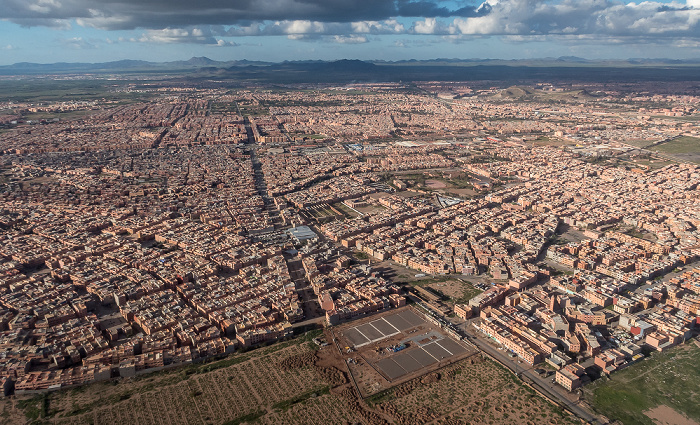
[[458, 323, 603, 424]]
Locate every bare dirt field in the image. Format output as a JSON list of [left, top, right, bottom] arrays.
[[428, 280, 464, 299], [646, 405, 700, 425], [445, 188, 477, 196], [427, 280, 482, 305], [425, 179, 447, 189]]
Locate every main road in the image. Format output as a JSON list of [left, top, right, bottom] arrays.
[[457, 321, 603, 424]]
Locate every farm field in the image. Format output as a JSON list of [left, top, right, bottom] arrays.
[[368, 355, 579, 425], [2, 324, 586, 425], [586, 342, 700, 425], [650, 136, 700, 164], [5, 331, 369, 425]]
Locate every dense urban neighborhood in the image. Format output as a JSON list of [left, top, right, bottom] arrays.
[[1, 79, 699, 424]]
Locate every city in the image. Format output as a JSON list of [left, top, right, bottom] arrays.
[[0, 79, 699, 424]]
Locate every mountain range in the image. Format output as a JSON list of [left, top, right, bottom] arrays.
[[2, 57, 700, 84]]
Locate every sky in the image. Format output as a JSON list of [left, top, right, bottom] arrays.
[[1, 0, 700, 65]]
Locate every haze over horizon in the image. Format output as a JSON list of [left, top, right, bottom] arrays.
[[1, 0, 700, 66]]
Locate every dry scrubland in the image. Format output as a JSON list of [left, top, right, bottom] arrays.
[[368, 355, 578, 425], [4, 332, 361, 425], [0, 328, 579, 425]]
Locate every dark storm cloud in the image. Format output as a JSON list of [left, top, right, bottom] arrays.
[[3, 0, 700, 44], [396, 1, 489, 17], [1, 0, 483, 30]]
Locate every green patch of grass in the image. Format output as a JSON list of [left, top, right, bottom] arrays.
[[67, 403, 92, 417], [222, 410, 266, 425], [408, 276, 452, 287], [238, 106, 269, 116], [447, 178, 473, 189], [651, 136, 700, 155], [588, 344, 700, 424], [354, 251, 370, 260], [332, 203, 359, 218], [272, 386, 329, 411], [210, 102, 240, 114], [17, 393, 48, 420], [650, 115, 700, 123], [453, 285, 483, 304], [365, 387, 396, 406]]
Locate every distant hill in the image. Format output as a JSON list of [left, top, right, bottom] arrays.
[[2, 57, 700, 84], [491, 85, 600, 101], [496, 86, 539, 98]]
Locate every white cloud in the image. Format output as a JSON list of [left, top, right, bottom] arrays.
[[332, 35, 368, 43], [61, 36, 96, 49], [137, 27, 222, 44], [216, 39, 238, 46], [7, 0, 700, 49], [412, 17, 440, 34]]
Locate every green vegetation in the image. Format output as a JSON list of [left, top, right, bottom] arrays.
[[532, 137, 572, 147], [17, 393, 49, 421], [396, 173, 427, 186], [447, 177, 473, 189], [625, 228, 646, 239], [331, 202, 359, 218], [222, 410, 266, 425], [408, 276, 451, 287], [453, 285, 483, 304], [209, 102, 240, 114], [22, 110, 95, 122], [652, 136, 700, 155], [365, 387, 396, 406], [272, 386, 330, 411], [0, 80, 153, 103], [650, 115, 700, 122], [587, 343, 700, 425], [354, 251, 370, 260], [550, 268, 574, 277]]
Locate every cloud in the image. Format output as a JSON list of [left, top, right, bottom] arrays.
[[221, 19, 406, 37], [332, 35, 369, 43], [2, 0, 482, 30], [2, 0, 700, 48], [411, 17, 452, 34], [216, 39, 238, 46], [399, 0, 700, 40], [61, 36, 96, 49], [449, 0, 700, 37], [137, 27, 222, 44]]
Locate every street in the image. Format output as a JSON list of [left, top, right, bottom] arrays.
[[456, 320, 603, 424]]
